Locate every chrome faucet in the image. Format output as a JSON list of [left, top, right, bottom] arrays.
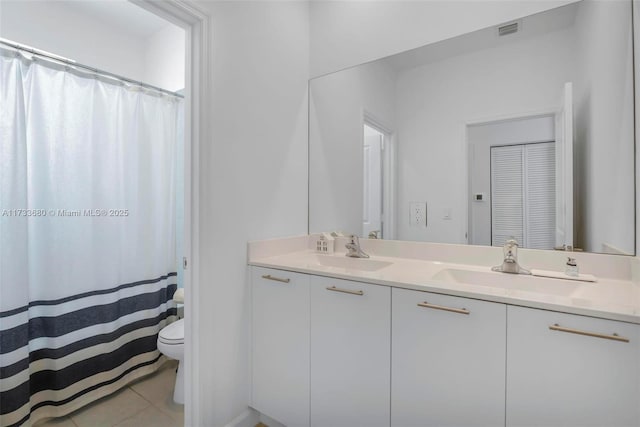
[[368, 230, 381, 239], [492, 238, 531, 275], [345, 235, 369, 258]]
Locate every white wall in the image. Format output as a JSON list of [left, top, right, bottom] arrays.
[[194, 2, 309, 425], [144, 24, 185, 92], [0, 0, 184, 92], [309, 0, 579, 77], [394, 26, 574, 243], [573, 0, 635, 255], [309, 60, 396, 235]]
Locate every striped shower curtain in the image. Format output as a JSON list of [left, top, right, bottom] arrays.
[[0, 48, 180, 426]]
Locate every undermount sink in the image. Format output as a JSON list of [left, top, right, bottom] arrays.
[[310, 255, 393, 272], [431, 268, 580, 297]]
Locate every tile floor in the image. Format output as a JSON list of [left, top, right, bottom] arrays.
[[34, 360, 184, 427]]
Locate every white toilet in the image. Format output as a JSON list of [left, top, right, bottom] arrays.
[[157, 317, 185, 404], [157, 318, 184, 404]]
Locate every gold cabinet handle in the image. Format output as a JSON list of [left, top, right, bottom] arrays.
[[549, 324, 629, 343], [326, 286, 364, 296], [417, 301, 470, 315], [261, 274, 290, 283]]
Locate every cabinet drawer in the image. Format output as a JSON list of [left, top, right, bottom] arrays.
[[506, 306, 640, 427]]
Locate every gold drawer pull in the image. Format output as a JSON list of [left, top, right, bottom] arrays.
[[326, 286, 364, 296], [261, 274, 290, 283], [417, 301, 470, 315], [549, 324, 629, 343]]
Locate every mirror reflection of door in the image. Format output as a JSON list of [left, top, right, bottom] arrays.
[[555, 82, 574, 249], [468, 107, 574, 250], [468, 82, 574, 250], [363, 124, 384, 239], [491, 142, 556, 249]]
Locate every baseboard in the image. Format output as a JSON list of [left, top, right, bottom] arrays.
[[224, 408, 259, 427]]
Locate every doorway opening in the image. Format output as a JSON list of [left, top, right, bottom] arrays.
[[467, 114, 557, 249], [0, 0, 208, 424], [466, 83, 574, 250], [363, 124, 384, 239], [362, 117, 395, 240]]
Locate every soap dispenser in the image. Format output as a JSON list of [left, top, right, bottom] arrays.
[[565, 257, 579, 277]]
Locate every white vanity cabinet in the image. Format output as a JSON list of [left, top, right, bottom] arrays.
[[250, 263, 640, 427], [391, 288, 506, 427], [251, 267, 310, 427], [310, 276, 391, 427], [506, 306, 640, 427]]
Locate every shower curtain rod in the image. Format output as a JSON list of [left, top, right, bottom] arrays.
[[0, 39, 184, 99]]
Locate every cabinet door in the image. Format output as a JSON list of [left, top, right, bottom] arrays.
[[507, 306, 640, 427], [392, 288, 506, 427], [310, 277, 391, 427], [252, 267, 310, 427]]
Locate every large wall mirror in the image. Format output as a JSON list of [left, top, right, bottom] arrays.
[[309, 0, 635, 255]]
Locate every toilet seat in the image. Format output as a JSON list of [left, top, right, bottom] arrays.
[[159, 318, 184, 345]]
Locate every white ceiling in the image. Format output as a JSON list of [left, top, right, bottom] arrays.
[[382, 2, 579, 73], [65, 0, 174, 39]]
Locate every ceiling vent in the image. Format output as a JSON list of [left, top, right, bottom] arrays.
[[498, 22, 519, 37]]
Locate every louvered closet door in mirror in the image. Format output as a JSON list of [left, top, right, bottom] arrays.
[[491, 142, 555, 249]]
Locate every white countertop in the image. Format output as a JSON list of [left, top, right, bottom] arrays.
[[249, 248, 640, 324]]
